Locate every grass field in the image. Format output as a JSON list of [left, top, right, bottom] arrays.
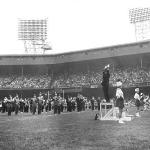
[[0, 108, 150, 150]]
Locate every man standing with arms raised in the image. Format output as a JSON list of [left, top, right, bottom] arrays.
[[101, 64, 110, 102]]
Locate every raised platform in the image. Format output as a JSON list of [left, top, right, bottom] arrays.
[[99, 102, 133, 121]]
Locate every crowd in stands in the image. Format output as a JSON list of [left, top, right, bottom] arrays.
[[52, 67, 150, 88], [0, 74, 51, 89], [0, 66, 150, 89], [110, 67, 150, 87], [52, 72, 91, 88]]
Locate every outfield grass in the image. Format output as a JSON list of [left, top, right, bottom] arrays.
[[0, 108, 150, 150]]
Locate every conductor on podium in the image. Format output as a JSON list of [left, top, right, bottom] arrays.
[[101, 64, 110, 102]]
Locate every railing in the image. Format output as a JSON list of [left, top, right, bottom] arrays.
[[0, 81, 150, 90], [128, 81, 150, 87]]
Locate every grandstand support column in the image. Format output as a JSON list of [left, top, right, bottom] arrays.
[[63, 89, 64, 100], [50, 69, 54, 88], [112, 63, 114, 72], [87, 63, 90, 83], [87, 63, 89, 74], [21, 66, 24, 78], [48, 91, 50, 100], [140, 58, 143, 68]]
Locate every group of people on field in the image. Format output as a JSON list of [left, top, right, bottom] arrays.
[[0, 91, 106, 116], [134, 88, 150, 116], [100, 64, 150, 124], [0, 93, 50, 116]]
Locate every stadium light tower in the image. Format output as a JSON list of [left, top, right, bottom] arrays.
[[18, 19, 52, 54], [129, 8, 150, 41]]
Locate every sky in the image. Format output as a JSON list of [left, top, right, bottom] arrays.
[[0, 0, 150, 55]]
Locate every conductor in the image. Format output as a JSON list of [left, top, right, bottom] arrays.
[[101, 64, 110, 102]]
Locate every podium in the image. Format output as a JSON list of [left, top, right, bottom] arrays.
[[99, 102, 133, 121]]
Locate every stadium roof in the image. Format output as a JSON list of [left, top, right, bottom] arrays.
[[0, 40, 150, 65], [0, 40, 150, 57]]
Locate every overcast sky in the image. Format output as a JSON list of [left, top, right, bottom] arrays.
[[0, 0, 149, 54]]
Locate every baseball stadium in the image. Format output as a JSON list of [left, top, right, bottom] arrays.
[[0, 40, 150, 150]]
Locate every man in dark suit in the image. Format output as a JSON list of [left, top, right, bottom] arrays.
[[76, 94, 81, 112], [97, 97, 101, 111], [32, 95, 37, 115], [91, 96, 95, 111], [14, 94, 20, 115], [53, 93, 58, 114], [101, 64, 110, 102], [38, 92, 43, 115], [7, 95, 13, 116]]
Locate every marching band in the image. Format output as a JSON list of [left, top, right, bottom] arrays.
[[0, 92, 103, 116]]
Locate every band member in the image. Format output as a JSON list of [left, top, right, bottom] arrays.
[[134, 88, 141, 117], [57, 95, 63, 112], [48, 98, 52, 111], [71, 97, 76, 111], [80, 95, 84, 111], [57, 95, 62, 114], [76, 94, 82, 112], [64, 99, 67, 111], [82, 96, 86, 111], [115, 80, 125, 124], [53, 93, 58, 114], [7, 95, 13, 116], [91, 96, 95, 111], [24, 98, 29, 113], [14, 94, 20, 115], [60, 97, 65, 112], [45, 99, 49, 112], [67, 96, 72, 112], [2, 97, 7, 113], [140, 93, 144, 111], [20, 97, 25, 113], [32, 95, 37, 115], [97, 97, 101, 111], [101, 64, 110, 102], [11, 96, 15, 113], [38, 92, 43, 115], [29, 98, 33, 113]]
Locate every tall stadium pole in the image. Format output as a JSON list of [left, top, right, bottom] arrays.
[[18, 19, 50, 54], [21, 59, 24, 99], [134, 24, 137, 41], [129, 8, 150, 41]]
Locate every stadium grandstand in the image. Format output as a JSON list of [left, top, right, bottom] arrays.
[[0, 40, 150, 99]]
